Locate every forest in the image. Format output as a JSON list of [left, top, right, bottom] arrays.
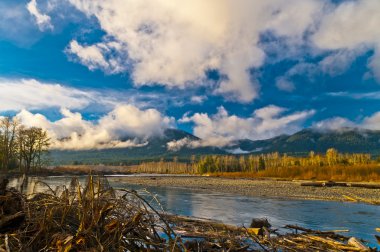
[[131, 149, 380, 181], [0, 117, 50, 174]]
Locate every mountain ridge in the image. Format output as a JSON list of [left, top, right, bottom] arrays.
[[50, 127, 380, 165], [232, 127, 380, 155]]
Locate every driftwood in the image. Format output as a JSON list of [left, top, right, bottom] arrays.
[[301, 181, 348, 187], [0, 179, 25, 233], [349, 183, 380, 189], [0, 212, 25, 232], [301, 181, 380, 189], [348, 237, 371, 251], [305, 235, 363, 251], [343, 194, 380, 205], [375, 235, 380, 245], [284, 225, 349, 239], [0, 176, 378, 252]]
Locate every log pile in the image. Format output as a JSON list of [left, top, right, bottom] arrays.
[[166, 216, 378, 251]]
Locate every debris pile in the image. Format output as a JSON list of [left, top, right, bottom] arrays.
[[0, 176, 185, 251], [0, 176, 378, 251], [0, 178, 25, 234], [168, 216, 378, 251]]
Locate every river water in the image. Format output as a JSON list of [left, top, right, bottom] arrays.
[[8, 175, 380, 247]]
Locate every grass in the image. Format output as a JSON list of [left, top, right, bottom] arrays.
[[209, 164, 380, 182], [1, 176, 185, 251]]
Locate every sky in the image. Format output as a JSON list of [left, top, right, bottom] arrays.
[[1, 0, 380, 150]]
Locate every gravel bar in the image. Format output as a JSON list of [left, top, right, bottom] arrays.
[[117, 175, 380, 203]]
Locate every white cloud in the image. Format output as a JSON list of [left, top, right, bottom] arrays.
[[179, 105, 315, 147], [312, 0, 380, 81], [362, 112, 380, 130], [67, 0, 324, 103], [166, 136, 231, 151], [0, 1, 44, 46], [275, 77, 295, 92], [225, 148, 251, 155], [26, 0, 53, 31], [190, 95, 207, 104], [318, 50, 360, 77], [16, 104, 173, 150], [0, 79, 96, 111], [67, 41, 109, 71], [327, 91, 380, 100], [312, 117, 356, 131], [0, 78, 181, 113], [276, 48, 362, 86], [167, 138, 194, 152], [66, 40, 129, 73], [313, 111, 380, 132]]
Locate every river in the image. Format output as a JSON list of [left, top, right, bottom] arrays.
[[8, 175, 380, 247]]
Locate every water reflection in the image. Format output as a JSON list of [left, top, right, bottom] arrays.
[[8, 175, 380, 247]]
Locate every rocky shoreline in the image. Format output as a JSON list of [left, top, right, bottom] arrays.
[[116, 175, 380, 203]]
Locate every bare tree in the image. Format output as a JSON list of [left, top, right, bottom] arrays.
[[18, 127, 50, 174], [0, 117, 20, 174]]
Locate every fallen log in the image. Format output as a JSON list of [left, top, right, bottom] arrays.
[[305, 235, 362, 251], [301, 182, 325, 187], [0, 211, 25, 232], [375, 235, 380, 245], [348, 237, 370, 251], [343, 195, 358, 202], [349, 183, 380, 189], [301, 181, 348, 187], [343, 194, 380, 205], [301, 181, 380, 189], [284, 225, 349, 239]]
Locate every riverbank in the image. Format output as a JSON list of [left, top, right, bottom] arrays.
[[116, 175, 380, 203], [2, 176, 376, 251]]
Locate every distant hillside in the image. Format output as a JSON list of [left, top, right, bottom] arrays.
[[49, 127, 380, 165], [50, 129, 225, 165], [232, 128, 380, 156]]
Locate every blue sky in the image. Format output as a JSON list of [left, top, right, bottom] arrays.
[[1, 0, 380, 149]]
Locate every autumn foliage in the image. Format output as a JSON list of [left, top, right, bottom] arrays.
[[134, 149, 380, 182]]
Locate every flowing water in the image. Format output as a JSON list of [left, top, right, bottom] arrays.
[[8, 175, 380, 247]]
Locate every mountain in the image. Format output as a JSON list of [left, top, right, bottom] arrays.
[[50, 129, 225, 165], [231, 127, 380, 156], [49, 127, 380, 165]]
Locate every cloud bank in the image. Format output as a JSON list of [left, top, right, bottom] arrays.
[[0, 79, 98, 111], [312, 0, 380, 81], [16, 105, 173, 150], [66, 0, 324, 103], [0, 78, 182, 113], [13, 0, 380, 103], [313, 111, 380, 132], [174, 105, 315, 149]]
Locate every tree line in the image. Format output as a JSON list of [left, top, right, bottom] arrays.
[[132, 148, 372, 175], [196, 149, 371, 174], [0, 117, 50, 174]]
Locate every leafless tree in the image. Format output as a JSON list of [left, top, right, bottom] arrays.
[[0, 117, 20, 174]]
